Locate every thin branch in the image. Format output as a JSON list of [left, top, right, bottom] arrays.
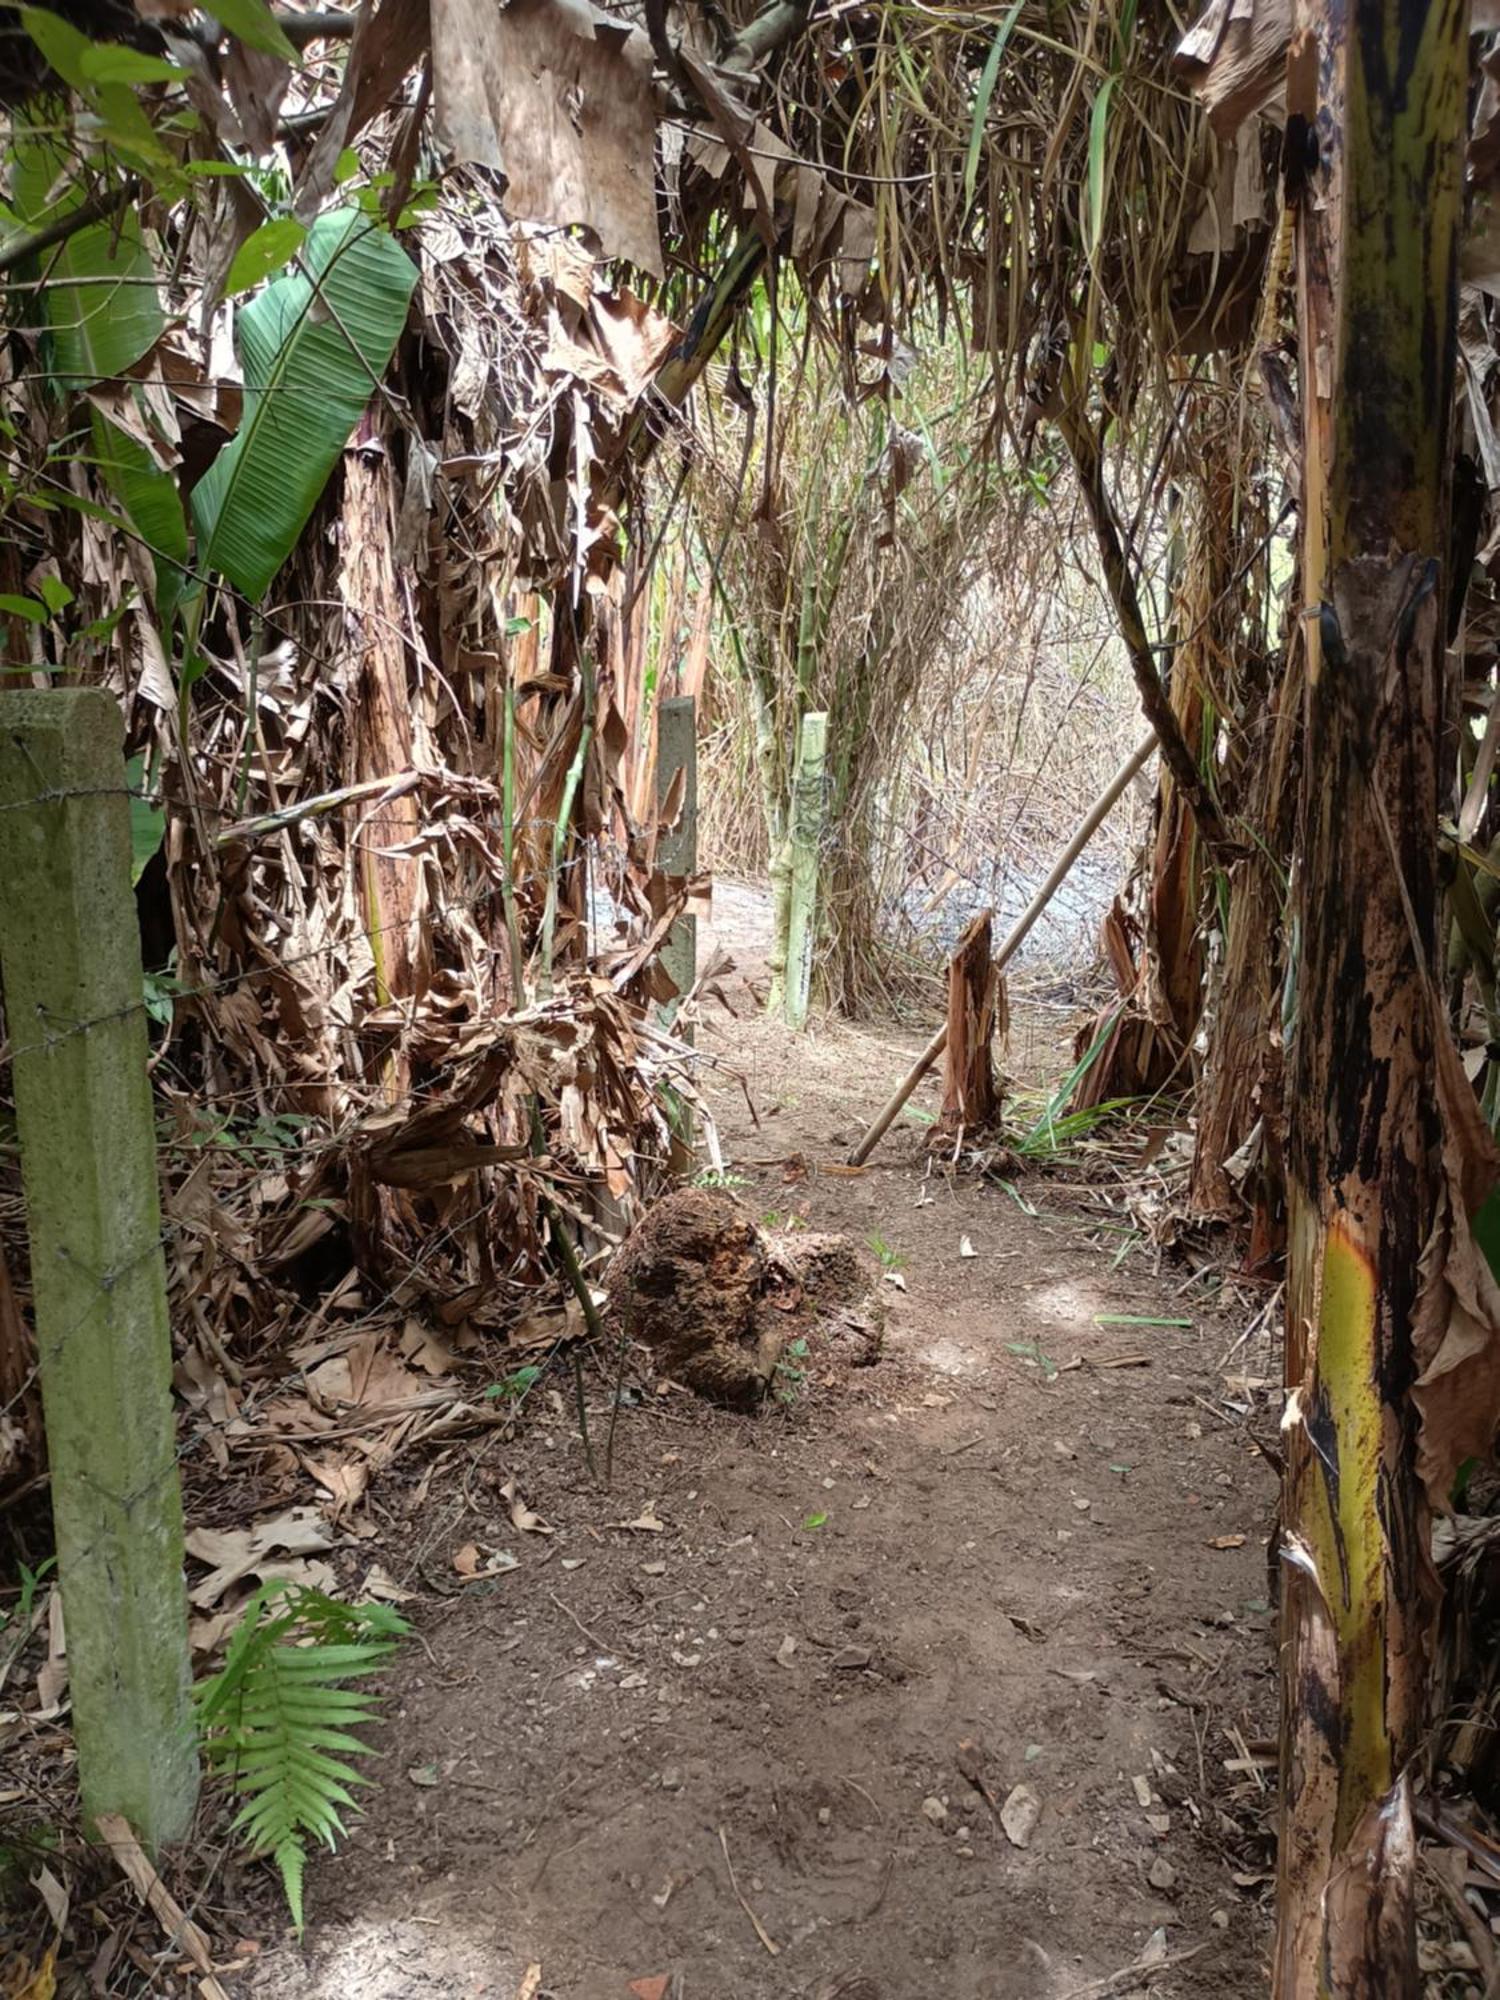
[[274, 8, 359, 44], [0, 179, 135, 279], [727, 0, 813, 66]]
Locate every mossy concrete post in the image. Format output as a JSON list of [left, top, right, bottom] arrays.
[[655, 695, 698, 1034], [0, 690, 198, 1850]]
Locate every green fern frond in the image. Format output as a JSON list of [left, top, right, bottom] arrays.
[[196, 1581, 409, 1934], [273, 1838, 307, 1937]]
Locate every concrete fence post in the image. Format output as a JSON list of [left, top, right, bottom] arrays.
[[773, 709, 827, 1031], [0, 689, 198, 1850]]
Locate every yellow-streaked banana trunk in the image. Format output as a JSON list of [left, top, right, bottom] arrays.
[[1278, 0, 1467, 1993]]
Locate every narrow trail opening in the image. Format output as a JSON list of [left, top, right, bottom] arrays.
[[251, 922, 1275, 2000]]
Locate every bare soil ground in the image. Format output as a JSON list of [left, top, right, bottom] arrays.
[[239, 887, 1278, 2000]]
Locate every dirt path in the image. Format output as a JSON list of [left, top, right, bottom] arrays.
[[249, 922, 1276, 2000]]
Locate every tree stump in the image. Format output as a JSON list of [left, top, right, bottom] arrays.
[[939, 910, 1003, 1135], [606, 1188, 883, 1405], [606, 1188, 781, 1407]]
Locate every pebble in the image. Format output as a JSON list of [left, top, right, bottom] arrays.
[[921, 1795, 948, 1826], [1147, 1856, 1177, 1892], [660, 1768, 683, 1791], [1211, 1909, 1229, 1930]]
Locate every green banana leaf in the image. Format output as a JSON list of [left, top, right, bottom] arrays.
[[125, 753, 165, 883], [50, 215, 163, 384], [191, 209, 417, 601], [11, 131, 163, 386], [90, 408, 189, 621]]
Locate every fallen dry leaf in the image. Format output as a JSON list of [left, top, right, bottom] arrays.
[[501, 1476, 553, 1535], [1207, 1534, 1247, 1550], [4, 1945, 56, 2000], [184, 1507, 337, 1608], [627, 1980, 669, 2000], [31, 1862, 67, 1934], [614, 1502, 665, 1533], [360, 1564, 417, 1604], [515, 1963, 543, 2000], [453, 1542, 520, 1579], [400, 1318, 459, 1376], [189, 1604, 246, 1658], [508, 1306, 572, 1352], [94, 1815, 222, 1988], [298, 1451, 370, 1516], [35, 1589, 66, 1717]]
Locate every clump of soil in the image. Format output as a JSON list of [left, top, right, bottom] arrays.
[[607, 1186, 879, 1405]]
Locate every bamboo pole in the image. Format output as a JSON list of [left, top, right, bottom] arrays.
[[846, 732, 1157, 1165]]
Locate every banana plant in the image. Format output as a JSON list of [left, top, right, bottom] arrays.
[[191, 209, 417, 600]]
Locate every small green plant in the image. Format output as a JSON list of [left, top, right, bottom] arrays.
[[867, 1234, 905, 1272], [695, 1167, 749, 1191], [803, 1510, 828, 1530], [196, 1581, 409, 1934], [1005, 1337, 1059, 1382], [0, 1557, 55, 1681], [484, 1363, 543, 1403], [168, 1107, 316, 1162], [1010, 1009, 1141, 1160], [143, 952, 183, 1028], [0, 1556, 54, 1637], [774, 1336, 810, 1405]]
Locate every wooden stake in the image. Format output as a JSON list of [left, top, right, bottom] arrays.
[[847, 733, 1156, 1165]]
